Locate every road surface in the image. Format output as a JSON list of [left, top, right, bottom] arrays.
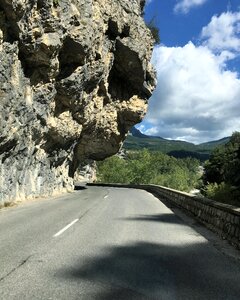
[[0, 186, 240, 299]]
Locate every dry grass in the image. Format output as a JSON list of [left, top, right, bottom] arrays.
[[0, 201, 17, 210]]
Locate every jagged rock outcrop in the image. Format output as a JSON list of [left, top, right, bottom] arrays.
[[0, 0, 156, 204]]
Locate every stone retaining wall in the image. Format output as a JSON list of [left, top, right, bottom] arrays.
[[87, 183, 240, 250], [143, 185, 240, 250]]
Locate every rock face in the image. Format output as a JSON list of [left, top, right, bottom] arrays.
[[0, 0, 156, 204]]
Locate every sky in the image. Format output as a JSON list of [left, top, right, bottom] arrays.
[[138, 0, 240, 144]]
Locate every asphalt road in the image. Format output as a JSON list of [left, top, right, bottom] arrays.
[[0, 186, 240, 300]]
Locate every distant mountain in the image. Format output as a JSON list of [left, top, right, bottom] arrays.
[[198, 137, 230, 148], [129, 127, 150, 138], [129, 127, 165, 140], [124, 127, 230, 161]]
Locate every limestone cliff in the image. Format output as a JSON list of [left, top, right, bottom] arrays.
[[0, 0, 156, 204]]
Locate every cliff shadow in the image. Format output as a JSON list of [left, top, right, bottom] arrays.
[[55, 241, 240, 299], [119, 213, 184, 225], [74, 185, 87, 191]]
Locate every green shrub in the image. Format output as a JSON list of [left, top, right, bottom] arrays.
[[202, 182, 240, 206], [146, 18, 160, 45]]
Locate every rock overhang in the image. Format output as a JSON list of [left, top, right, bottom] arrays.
[[0, 0, 156, 203]]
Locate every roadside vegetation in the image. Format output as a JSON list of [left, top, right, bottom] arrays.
[[96, 149, 201, 192], [97, 132, 240, 207], [0, 201, 16, 210], [202, 132, 240, 206]]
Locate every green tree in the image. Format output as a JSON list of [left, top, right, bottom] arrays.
[[96, 149, 201, 192], [97, 156, 131, 184], [203, 132, 240, 187], [127, 149, 156, 184], [202, 132, 240, 205]]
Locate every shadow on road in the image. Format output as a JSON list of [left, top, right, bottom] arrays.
[[119, 213, 184, 225], [74, 185, 87, 191], [56, 242, 240, 299]]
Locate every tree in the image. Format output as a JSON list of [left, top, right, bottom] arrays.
[[97, 156, 131, 184], [202, 132, 240, 205], [96, 149, 201, 192], [203, 132, 240, 187]]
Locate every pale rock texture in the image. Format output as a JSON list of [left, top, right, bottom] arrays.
[[0, 0, 156, 204]]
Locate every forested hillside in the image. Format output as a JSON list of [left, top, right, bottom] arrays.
[[124, 127, 230, 161]]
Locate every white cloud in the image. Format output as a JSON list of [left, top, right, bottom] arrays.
[[201, 12, 240, 54], [143, 38, 240, 143], [174, 0, 208, 14], [139, 11, 240, 143]]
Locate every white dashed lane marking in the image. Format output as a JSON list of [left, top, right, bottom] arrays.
[[53, 219, 79, 237]]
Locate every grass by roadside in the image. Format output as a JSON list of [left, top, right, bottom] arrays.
[[0, 189, 77, 211], [0, 201, 18, 210]]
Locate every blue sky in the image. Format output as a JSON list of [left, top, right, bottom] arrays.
[[138, 0, 240, 144]]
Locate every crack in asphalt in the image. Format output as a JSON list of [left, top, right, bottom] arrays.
[[78, 198, 106, 221], [0, 255, 32, 282]]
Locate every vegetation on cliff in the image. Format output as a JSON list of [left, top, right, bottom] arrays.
[[97, 149, 201, 192], [146, 18, 160, 45]]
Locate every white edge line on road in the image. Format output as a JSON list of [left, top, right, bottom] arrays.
[[53, 219, 79, 237]]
